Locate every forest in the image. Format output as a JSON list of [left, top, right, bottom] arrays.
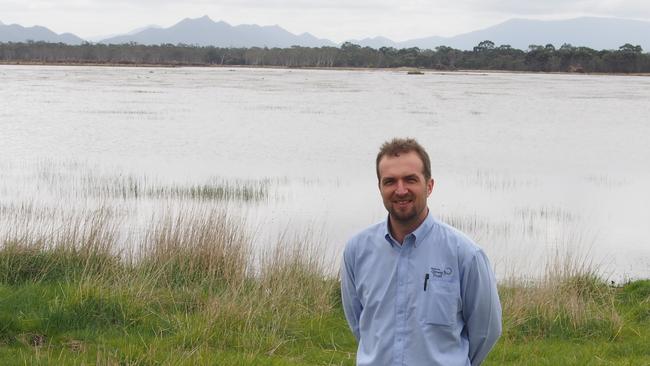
[[1, 40, 648, 73]]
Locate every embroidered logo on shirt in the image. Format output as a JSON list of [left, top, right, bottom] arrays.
[[430, 267, 453, 279]]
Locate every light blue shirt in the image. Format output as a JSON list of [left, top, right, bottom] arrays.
[[341, 211, 502, 366]]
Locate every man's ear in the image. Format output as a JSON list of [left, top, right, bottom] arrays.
[[427, 178, 434, 195]]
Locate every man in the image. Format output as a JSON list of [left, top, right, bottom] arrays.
[[341, 138, 502, 366]]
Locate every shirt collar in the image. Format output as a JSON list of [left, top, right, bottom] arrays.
[[383, 210, 435, 248]]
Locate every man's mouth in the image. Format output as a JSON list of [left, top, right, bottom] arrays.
[[394, 199, 413, 206]]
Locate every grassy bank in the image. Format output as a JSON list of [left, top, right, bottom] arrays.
[[1, 162, 648, 364], [0, 208, 648, 365], [0, 207, 350, 365]]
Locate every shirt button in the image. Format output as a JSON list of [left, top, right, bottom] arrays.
[[399, 281, 403, 286]]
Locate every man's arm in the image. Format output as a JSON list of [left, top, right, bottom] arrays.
[[461, 249, 502, 365], [341, 244, 362, 341]]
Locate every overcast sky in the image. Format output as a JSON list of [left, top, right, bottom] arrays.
[[2, 0, 649, 42]]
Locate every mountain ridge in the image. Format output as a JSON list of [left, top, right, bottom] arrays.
[[98, 15, 336, 48], [0, 21, 85, 44], [1, 16, 649, 51], [348, 17, 650, 50]]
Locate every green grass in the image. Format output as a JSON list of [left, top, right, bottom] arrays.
[[487, 279, 650, 365], [0, 206, 354, 365], [1, 240, 648, 365], [0, 162, 647, 364], [0, 280, 355, 365], [0, 276, 647, 365]]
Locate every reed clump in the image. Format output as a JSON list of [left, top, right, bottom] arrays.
[[0, 208, 119, 284], [138, 208, 252, 288], [0, 205, 343, 363], [0, 191, 644, 363], [35, 164, 270, 202], [259, 230, 337, 316], [500, 249, 623, 340]]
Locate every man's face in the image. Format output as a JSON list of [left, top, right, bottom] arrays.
[[378, 151, 434, 225]]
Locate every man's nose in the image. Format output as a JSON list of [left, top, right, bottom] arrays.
[[395, 181, 408, 195]]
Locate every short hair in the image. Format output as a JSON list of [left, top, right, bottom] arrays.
[[376, 138, 431, 182]]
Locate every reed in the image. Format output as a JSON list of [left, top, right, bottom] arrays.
[[0, 205, 646, 364], [0, 203, 344, 364], [0, 208, 119, 284], [46, 173, 270, 202], [137, 207, 253, 288], [1, 162, 646, 364], [499, 247, 623, 340]]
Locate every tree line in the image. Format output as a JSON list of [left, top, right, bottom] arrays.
[[1, 40, 648, 73]]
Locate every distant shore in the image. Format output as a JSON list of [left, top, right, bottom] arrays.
[[2, 60, 650, 76]]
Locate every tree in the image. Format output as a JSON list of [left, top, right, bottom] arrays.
[[340, 42, 361, 52], [2, 41, 649, 72], [559, 43, 574, 51], [614, 44, 644, 72], [619, 43, 643, 54], [473, 40, 495, 52]]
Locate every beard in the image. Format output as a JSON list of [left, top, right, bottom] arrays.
[[389, 208, 418, 223], [385, 199, 421, 224]]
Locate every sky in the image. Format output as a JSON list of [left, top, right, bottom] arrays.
[[1, 0, 650, 42]]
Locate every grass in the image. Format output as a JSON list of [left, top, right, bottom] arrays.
[[488, 279, 650, 365], [0, 162, 647, 364], [36, 167, 271, 202], [500, 248, 623, 340], [0, 207, 648, 365], [0, 205, 355, 365]]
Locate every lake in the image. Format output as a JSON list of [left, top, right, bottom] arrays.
[[1, 65, 649, 281]]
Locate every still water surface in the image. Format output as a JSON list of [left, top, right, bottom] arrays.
[[1, 65, 649, 280]]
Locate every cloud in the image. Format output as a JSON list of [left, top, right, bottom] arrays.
[[462, 0, 650, 18], [90, 0, 392, 11], [220, 0, 393, 11]]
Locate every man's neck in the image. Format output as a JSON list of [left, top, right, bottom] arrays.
[[389, 208, 429, 244]]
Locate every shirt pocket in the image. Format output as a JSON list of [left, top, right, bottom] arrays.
[[421, 283, 459, 326]]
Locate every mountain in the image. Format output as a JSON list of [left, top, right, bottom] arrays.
[[3, 16, 649, 51], [441, 17, 650, 51], [351, 17, 650, 51], [0, 21, 85, 44], [349, 35, 445, 50], [346, 36, 399, 49], [99, 15, 336, 47], [86, 24, 162, 42]]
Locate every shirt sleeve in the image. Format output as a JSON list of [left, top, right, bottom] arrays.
[[340, 243, 362, 341], [461, 249, 502, 365]]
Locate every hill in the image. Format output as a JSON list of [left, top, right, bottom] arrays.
[[352, 17, 650, 51], [0, 21, 85, 44], [99, 15, 335, 48]]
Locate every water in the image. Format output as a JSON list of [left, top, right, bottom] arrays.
[[1, 65, 649, 280]]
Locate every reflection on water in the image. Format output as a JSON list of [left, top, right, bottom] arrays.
[[1, 65, 649, 280]]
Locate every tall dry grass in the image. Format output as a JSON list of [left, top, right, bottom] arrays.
[[0, 161, 630, 361], [138, 207, 253, 288], [500, 247, 622, 340], [0, 207, 120, 284], [0, 200, 339, 359], [1, 200, 623, 343]]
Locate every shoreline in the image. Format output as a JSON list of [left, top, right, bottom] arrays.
[[2, 60, 649, 76]]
